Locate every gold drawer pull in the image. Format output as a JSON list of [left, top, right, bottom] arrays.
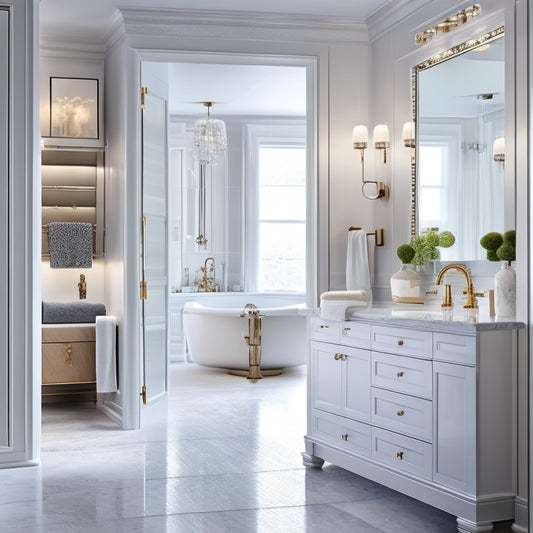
[[396, 451, 404, 460], [397, 371, 404, 378], [397, 339, 404, 346], [320, 325, 329, 329], [397, 410, 405, 417], [341, 434, 349, 441], [343, 327, 351, 333], [64, 343, 73, 367], [334, 353, 346, 361]]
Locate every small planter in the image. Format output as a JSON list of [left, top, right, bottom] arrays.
[[390, 265, 423, 304]]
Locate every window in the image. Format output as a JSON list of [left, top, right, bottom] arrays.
[[257, 144, 306, 292]]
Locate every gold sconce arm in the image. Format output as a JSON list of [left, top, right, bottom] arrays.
[[352, 124, 390, 200]]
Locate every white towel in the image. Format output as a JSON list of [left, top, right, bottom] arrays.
[[96, 315, 117, 393], [346, 229, 372, 297]]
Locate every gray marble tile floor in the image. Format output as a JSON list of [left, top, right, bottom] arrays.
[[0, 364, 513, 532]]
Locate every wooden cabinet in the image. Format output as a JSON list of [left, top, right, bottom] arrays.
[[42, 325, 96, 397], [304, 315, 518, 532]]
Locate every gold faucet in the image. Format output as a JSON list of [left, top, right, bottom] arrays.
[[435, 264, 478, 309], [199, 257, 217, 292]]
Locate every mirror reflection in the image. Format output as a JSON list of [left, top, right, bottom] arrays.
[[413, 27, 505, 261]]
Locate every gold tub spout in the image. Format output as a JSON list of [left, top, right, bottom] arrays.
[[435, 264, 478, 309]]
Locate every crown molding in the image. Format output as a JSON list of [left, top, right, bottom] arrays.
[[117, 8, 369, 45], [39, 38, 106, 61], [366, 0, 434, 43]]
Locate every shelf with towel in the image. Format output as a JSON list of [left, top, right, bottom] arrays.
[[41, 149, 105, 259], [349, 226, 384, 246]]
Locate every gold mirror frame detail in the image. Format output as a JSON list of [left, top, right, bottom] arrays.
[[410, 25, 505, 237]]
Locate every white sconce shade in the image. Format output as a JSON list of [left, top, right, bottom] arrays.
[[352, 125, 368, 149], [402, 121, 415, 148], [373, 124, 390, 148], [493, 137, 505, 162]]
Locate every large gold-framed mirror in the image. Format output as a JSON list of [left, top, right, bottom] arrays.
[[411, 26, 505, 261]]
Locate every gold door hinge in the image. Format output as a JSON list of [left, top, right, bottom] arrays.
[[141, 385, 147, 405], [140, 281, 147, 300], [140, 86, 148, 109]]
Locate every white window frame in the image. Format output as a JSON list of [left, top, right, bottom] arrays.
[[244, 122, 306, 293]]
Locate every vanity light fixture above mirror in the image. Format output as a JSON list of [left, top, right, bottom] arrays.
[[352, 124, 389, 200], [415, 4, 481, 44]]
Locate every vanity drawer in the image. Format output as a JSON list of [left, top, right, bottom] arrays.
[[42, 341, 96, 385], [371, 325, 432, 358], [312, 409, 371, 457], [309, 317, 340, 343], [341, 321, 371, 349], [433, 332, 476, 365], [371, 388, 432, 442], [371, 352, 432, 399], [371, 426, 432, 480]]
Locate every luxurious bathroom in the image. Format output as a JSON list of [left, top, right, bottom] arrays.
[[0, 0, 530, 532]]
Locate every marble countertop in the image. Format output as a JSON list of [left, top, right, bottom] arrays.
[[308, 302, 524, 333]]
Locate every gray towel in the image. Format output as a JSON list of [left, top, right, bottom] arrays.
[[48, 222, 93, 268], [42, 301, 106, 324]]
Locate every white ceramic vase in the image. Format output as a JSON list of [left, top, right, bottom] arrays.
[[495, 261, 516, 317], [390, 265, 422, 303]]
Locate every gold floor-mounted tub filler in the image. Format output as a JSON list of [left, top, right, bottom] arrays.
[[227, 303, 282, 382]]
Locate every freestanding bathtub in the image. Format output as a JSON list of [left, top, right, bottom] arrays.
[[182, 301, 307, 371]]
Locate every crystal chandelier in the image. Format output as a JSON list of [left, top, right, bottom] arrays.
[[193, 102, 227, 165]]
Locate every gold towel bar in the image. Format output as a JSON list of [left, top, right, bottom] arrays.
[[348, 226, 384, 247]]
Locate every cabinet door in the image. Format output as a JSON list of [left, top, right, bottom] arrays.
[[312, 341, 343, 414], [344, 346, 371, 422], [433, 361, 476, 494]]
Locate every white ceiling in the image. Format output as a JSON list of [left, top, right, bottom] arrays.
[[39, 0, 393, 44], [40, 0, 392, 118], [166, 63, 307, 116]]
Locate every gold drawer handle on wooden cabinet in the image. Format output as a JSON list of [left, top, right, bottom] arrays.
[[397, 371, 404, 378], [396, 451, 404, 460], [341, 434, 349, 441], [64, 343, 73, 367], [397, 339, 404, 346], [397, 410, 405, 417]]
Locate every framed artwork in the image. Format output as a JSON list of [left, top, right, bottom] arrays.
[[49, 77, 99, 139]]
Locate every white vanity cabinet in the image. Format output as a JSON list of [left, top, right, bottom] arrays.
[[304, 315, 519, 533]]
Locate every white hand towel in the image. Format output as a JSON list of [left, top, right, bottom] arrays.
[[346, 229, 372, 296], [96, 315, 117, 393]]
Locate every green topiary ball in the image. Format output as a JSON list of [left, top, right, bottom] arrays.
[[496, 242, 516, 263], [438, 231, 455, 248], [503, 229, 516, 246], [487, 250, 500, 261], [480, 232, 503, 252], [397, 243, 416, 264], [424, 231, 440, 248]]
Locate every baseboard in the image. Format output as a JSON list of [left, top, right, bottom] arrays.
[[511, 497, 528, 532]]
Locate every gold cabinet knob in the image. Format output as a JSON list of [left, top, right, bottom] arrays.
[[334, 353, 342, 361], [397, 410, 405, 416], [397, 371, 404, 378], [396, 451, 404, 460], [343, 327, 351, 334], [397, 339, 404, 346], [341, 434, 349, 441], [64, 343, 73, 367]]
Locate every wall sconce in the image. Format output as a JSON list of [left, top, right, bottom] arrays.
[[493, 137, 505, 164], [402, 121, 415, 148], [352, 124, 389, 200]]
